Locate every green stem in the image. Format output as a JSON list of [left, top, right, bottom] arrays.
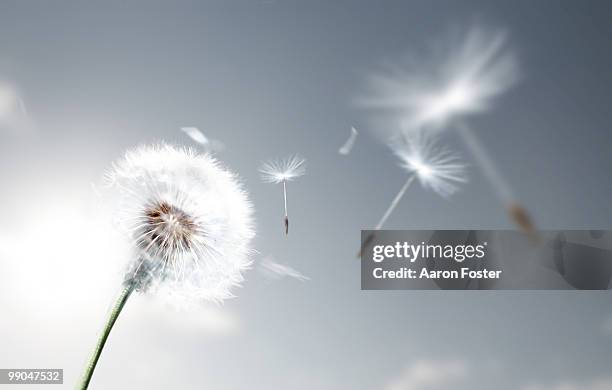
[[78, 284, 134, 390]]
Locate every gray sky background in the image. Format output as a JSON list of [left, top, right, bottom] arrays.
[[0, 1, 611, 389]]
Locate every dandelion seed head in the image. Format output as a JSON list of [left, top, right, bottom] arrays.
[[259, 155, 306, 183], [359, 25, 519, 135], [393, 133, 468, 197], [105, 143, 255, 303]]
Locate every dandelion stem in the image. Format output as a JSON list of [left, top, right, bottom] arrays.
[[283, 180, 288, 219], [282, 180, 289, 235], [457, 122, 513, 203], [457, 122, 538, 236], [359, 174, 416, 258], [375, 174, 416, 230], [78, 284, 134, 390]]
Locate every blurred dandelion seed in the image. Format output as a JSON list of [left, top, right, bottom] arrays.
[[259, 256, 310, 282], [339, 126, 358, 155], [359, 133, 467, 257], [360, 25, 536, 235], [359, 26, 518, 132], [79, 143, 254, 389], [180, 126, 225, 153], [259, 155, 306, 235]]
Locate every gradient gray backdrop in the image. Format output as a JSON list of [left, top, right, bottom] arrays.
[[0, 1, 611, 389]]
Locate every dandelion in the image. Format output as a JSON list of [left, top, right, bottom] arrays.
[[360, 25, 536, 236], [359, 133, 467, 256], [259, 155, 306, 235], [79, 143, 254, 389]]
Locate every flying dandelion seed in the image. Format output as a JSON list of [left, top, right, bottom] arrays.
[[180, 126, 225, 153], [393, 132, 468, 199], [359, 133, 467, 257], [259, 155, 306, 235], [259, 256, 310, 282], [339, 126, 358, 155], [359, 26, 518, 132], [79, 143, 254, 389], [359, 25, 536, 236]]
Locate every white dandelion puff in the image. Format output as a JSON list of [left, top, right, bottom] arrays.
[[80, 143, 254, 389], [259, 155, 306, 235], [359, 25, 518, 133], [338, 126, 358, 155], [392, 133, 468, 198], [107, 143, 254, 302], [259, 154, 306, 183]]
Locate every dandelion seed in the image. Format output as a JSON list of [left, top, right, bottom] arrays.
[[79, 143, 254, 389], [360, 24, 536, 235], [259, 155, 306, 184], [376, 133, 467, 230], [180, 126, 225, 153], [339, 126, 358, 155], [359, 26, 518, 133], [359, 133, 467, 257], [259, 155, 306, 235], [259, 256, 310, 282], [392, 133, 468, 199]]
